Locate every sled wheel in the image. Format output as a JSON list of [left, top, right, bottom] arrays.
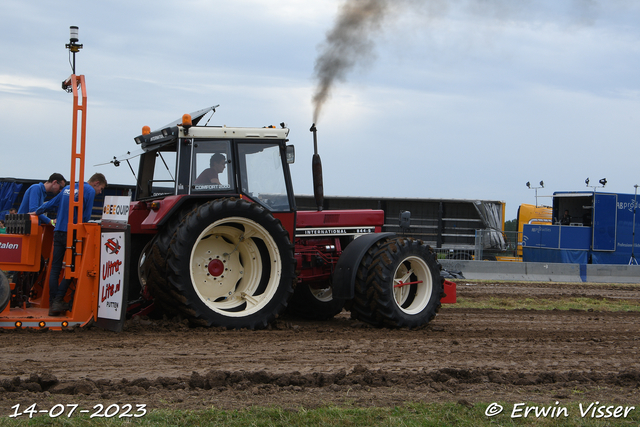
[[369, 238, 442, 328], [286, 282, 345, 320], [165, 198, 295, 329], [0, 271, 10, 314]]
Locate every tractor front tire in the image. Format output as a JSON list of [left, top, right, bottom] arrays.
[[151, 199, 295, 329]]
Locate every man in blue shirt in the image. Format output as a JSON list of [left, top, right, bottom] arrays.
[[18, 173, 67, 225], [35, 173, 107, 316]]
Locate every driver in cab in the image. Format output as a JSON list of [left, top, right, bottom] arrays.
[[195, 153, 226, 185]]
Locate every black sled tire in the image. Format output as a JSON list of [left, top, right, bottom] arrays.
[[286, 282, 345, 320], [158, 198, 295, 329], [366, 238, 442, 328], [0, 270, 9, 314]]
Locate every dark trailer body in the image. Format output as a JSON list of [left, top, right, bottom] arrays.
[[295, 195, 506, 256], [522, 191, 640, 264]]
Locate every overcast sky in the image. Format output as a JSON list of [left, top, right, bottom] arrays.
[[1, 0, 639, 220]]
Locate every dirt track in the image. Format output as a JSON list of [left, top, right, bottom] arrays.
[[2, 281, 640, 415]]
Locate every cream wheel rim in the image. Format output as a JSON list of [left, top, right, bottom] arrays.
[[189, 216, 282, 317], [392, 256, 433, 315]]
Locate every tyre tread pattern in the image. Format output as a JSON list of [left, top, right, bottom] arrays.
[[353, 237, 443, 328], [349, 237, 391, 325], [144, 204, 195, 318]]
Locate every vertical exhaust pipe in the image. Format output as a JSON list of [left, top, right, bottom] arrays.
[[310, 123, 324, 211]]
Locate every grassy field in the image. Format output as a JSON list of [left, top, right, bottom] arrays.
[[447, 280, 640, 312], [451, 296, 640, 312], [3, 402, 640, 426]]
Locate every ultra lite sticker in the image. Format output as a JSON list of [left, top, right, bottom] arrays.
[[98, 232, 125, 320]]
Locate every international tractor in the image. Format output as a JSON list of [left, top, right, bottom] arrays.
[[124, 107, 456, 330], [0, 32, 455, 331], [0, 106, 457, 331]]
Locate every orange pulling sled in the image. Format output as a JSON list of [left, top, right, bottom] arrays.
[[0, 74, 105, 330]]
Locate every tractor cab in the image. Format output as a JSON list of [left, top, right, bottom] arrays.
[[132, 110, 296, 215], [125, 110, 300, 330]]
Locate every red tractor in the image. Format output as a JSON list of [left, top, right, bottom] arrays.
[[126, 107, 455, 329], [1, 28, 453, 331]]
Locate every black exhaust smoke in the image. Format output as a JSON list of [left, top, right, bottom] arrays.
[[312, 0, 389, 124], [312, 0, 586, 124]]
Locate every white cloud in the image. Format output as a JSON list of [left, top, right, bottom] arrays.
[[0, 75, 61, 94], [0, 1, 639, 222]]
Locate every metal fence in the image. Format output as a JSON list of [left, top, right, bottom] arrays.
[[433, 230, 521, 260]]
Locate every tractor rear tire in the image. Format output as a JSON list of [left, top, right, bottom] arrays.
[[148, 198, 295, 329], [0, 270, 10, 314], [286, 282, 345, 320], [356, 237, 443, 328]]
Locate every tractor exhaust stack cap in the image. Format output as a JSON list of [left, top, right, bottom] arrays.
[[310, 123, 319, 155]]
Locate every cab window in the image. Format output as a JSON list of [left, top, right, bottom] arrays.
[[146, 148, 177, 197], [237, 142, 290, 211], [192, 141, 234, 192]]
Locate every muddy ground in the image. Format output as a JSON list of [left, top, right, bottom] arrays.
[[2, 281, 640, 417]]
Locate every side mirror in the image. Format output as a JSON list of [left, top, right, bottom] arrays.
[[286, 145, 295, 164], [399, 210, 411, 232]]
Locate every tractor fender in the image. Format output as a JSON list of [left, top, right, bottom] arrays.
[[332, 232, 396, 299], [136, 194, 231, 231]]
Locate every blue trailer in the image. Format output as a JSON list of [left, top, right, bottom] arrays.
[[522, 191, 640, 264]]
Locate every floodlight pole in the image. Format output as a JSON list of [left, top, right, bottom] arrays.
[[587, 185, 603, 193], [586, 177, 606, 194], [630, 184, 638, 266], [526, 181, 544, 207]]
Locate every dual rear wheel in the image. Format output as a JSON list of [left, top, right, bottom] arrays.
[[290, 237, 443, 328], [351, 237, 443, 328]]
